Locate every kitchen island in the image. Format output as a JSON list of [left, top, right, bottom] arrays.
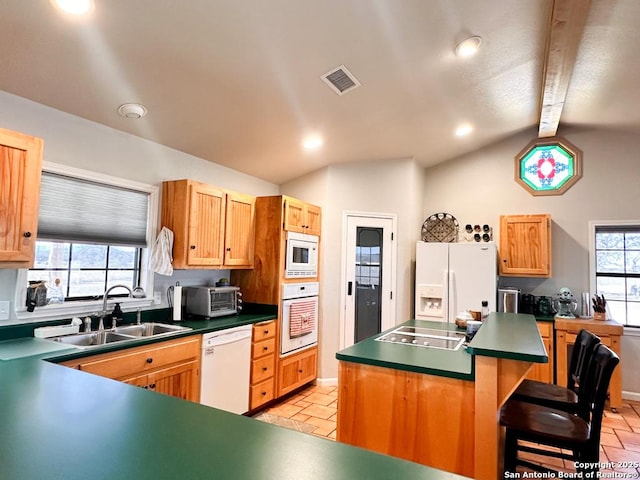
[[0, 315, 469, 480], [336, 313, 547, 480]]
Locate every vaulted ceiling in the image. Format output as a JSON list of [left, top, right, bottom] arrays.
[[1, 1, 639, 184]]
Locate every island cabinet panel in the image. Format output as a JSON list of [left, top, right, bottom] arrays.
[[337, 361, 475, 478], [499, 214, 551, 277], [161, 179, 255, 269], [61, 336, 201, 402], [524, 321, 554, 383], [0, 128, 43, 268]]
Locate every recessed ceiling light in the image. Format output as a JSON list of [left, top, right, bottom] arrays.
[[455, 36, 482, 58], [52, 0, 95, 15], [302, 134, 323, 151], [117, 103, 147, 119], [455, 124, 474, 137]]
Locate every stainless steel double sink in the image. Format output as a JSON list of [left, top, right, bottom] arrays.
[[46, 323, 192, 349]]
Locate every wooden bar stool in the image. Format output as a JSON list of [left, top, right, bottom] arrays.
[[500, 343, 619, 477], [511, 329, 600, 412]]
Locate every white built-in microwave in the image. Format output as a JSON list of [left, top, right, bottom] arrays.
[[285, 232, 319, 278]]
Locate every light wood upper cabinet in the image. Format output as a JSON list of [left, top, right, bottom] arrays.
[[162, 179, 255, 269], [499, 214, 552, 277], [224, 191, 255, 267], [284, 197, 321, 236], [0, 128, 43, 268]]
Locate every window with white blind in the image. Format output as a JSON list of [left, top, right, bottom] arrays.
[[16, 163, 158, 318], [590, 221, 640, 327]]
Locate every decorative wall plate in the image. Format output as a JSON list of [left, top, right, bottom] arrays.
[[421, 213, 459, 242]]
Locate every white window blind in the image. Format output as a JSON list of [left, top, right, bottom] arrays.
[[37, 172, 149, 247]]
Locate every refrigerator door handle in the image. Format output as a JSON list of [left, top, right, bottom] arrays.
[[448, 270, 456, 322], [442, 270, 449, 322]]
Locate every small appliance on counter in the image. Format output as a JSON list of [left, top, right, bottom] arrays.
[[520, 293, 536, 314], [536, 296, 554, 316], [498, 287, 520, 313], [553, 287, 578, 318], [183, 286, 243, 318]]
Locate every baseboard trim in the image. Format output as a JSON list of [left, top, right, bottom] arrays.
[[623, 390, 640, 402], [314, 377, 338, 387]]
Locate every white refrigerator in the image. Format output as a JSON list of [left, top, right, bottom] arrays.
[[415, 241, 497, 322]]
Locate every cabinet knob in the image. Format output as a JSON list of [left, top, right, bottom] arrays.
[[146, 357, 153, 364], [190, 245, 196, 250], [298, 369, 303, 373], [23, 231, 31, 238], [149, 383, 156, 389], [226, 247, 231, 251], [263, 346, 269, 351], [261, 391, 267, 396], [262, 366, 268, 371], [264, 330, 269, 335]]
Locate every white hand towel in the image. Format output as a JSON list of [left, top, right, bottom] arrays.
[[150, 227, 174, 276]]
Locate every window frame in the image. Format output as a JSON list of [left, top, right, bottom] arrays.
[[15, 161, 159, 322], [589, 219, 640, 332]]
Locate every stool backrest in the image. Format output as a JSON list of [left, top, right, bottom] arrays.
[[577, 344, 620, 447], [568, 329, 600, 393]]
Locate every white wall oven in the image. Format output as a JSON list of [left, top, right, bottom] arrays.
[[281, 282, 319, 356], [285, 232, 319, 278]]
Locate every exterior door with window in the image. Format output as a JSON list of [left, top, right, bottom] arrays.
[[343, 214, 395, 348]]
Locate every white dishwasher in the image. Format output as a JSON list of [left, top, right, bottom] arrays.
[[200, 324, 252, 414]]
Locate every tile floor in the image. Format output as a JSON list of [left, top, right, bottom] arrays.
[[256, 385, 640, 476]]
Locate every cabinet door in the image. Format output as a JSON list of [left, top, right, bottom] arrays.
[[148, 360, 200, 401], [0, 128, 43, 267], [224, 191, 255, 267], [499, 214, 551, 277], [278, 347, 317, 397], [305, 204, 322, 236], [283, 198, 306, 233], [187, 184, 226, 266], [525, 323, 553, 383]]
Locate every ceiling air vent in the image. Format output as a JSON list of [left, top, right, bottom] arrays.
[[321, 65, 361, 96]]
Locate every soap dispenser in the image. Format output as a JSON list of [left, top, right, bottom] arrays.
[[111, 302, 123, 328]]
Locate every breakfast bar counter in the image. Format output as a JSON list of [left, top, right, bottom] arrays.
[[0, 357, 468, 480], [336, 313, 547, 480]]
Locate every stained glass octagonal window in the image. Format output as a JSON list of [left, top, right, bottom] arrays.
[[515, 137, 582, 196]]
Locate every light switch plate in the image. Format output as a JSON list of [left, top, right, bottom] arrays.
[[0, 301, 10, 321]]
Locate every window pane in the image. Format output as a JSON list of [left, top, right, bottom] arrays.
[[626, 250, 640, 274], [626, 233, 640, 249], [628, 302, 640, 327], [630, 278, 640, 298], [596, 232, 624, 250], [108, 246, 137, 269], [596, 276, 626, 301], [607, 300, 627, 325], [71, 244, 107, 269], [596, 251, 625, 273], [107, 271, 136, 288], [33, 241, 70, 268], [68, 270, 106, 297]]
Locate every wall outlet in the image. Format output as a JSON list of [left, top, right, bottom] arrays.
[[153, 291, 162, 305], [0, 301, 10, 321]]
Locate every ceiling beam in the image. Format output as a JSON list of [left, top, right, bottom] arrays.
[[538, 0, 592, 138]]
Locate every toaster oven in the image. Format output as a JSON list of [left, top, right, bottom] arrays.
[[184, 286, 242, 318]]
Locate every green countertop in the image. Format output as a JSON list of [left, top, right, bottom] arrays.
[[466, 312, 548, 363], [0, 354, 467, 479], [336, 313, 547, 380], [336, 320, 474, 380], [0, 313, 276, 362]]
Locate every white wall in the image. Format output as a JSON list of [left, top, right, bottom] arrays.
[[422, 125, 640, 398], [0, 91, 279, 319], [282, 158, 424, 381]]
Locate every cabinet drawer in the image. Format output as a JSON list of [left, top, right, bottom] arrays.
[[253, 321, 276, 342], [252, 338, 276, 359], [536, 322, 552, 338], [251, 354, 275, 384], [78, 337, 200, 380], [250, 377, 275, 409]]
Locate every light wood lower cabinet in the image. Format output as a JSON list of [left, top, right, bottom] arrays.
[[278, 347, 317, 397], [554, 317, 623, 411], [249, 320, 277, 410], [524, 321, 554, 383], [61, 336, 201, 402]]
